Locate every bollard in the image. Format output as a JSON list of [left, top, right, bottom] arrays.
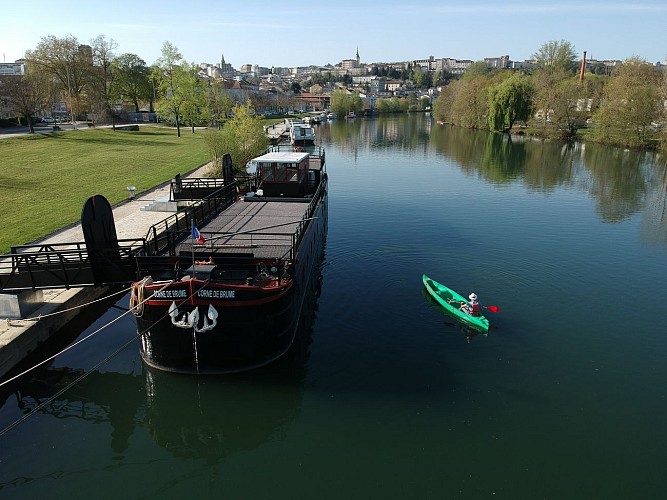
[[127, 186, 136, 199]]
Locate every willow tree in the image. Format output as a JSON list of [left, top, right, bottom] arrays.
[[487, 73, 534, 132]]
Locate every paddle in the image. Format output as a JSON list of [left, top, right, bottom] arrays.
[[447, 298, 500, 313]]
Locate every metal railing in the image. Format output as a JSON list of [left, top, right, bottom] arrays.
[[0, 239, 145, 291]]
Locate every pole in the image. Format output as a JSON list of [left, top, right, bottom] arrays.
[[191, 220, 196, 274]]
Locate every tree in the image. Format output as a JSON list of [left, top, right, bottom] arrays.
[[291, 81, 302, 94], [660, 69, 667, 150], [113, 53, 151, 112], [180, 63, 209, 133], [87, 35, 118, 127], [330, 89, 362, 117], [2, 68, 57, 133], [487, 73, 534, 131], [532, 40, 578, 74], [207, 79, 233, 128], [205, 101, 268, 176], [26, 34, 92, 120], [531, 67, 571, 132], [154, 41, 187, 136], [591, 57, 662, 148], [463, 61, 490, 79]]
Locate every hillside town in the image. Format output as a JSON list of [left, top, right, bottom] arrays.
[[2, 44, 664, 123]]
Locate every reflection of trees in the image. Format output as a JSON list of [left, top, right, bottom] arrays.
[[640, 162, 667, 250], [320, 115, 667, 241], [582, 143, 648, 222], [322, 114, 432, 155]]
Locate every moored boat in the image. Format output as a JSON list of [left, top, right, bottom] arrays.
[[131, 147, 328, 374], [422, 274, 489, 332], [289, 123, 316, 145]]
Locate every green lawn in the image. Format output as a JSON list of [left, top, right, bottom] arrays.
[[0, 126, 210, 253]]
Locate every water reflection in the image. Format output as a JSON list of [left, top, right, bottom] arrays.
[[319, 115, 667, 249], [0, 255, 324, 462]]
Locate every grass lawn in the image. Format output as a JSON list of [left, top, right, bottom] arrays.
[[0, 126, 210, 253]]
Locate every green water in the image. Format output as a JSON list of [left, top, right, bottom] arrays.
[[1, 114, 666, 499]]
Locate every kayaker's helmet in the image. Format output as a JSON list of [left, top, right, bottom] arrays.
[[469, 293, 477, 301]]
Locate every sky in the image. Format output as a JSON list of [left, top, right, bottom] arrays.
[[2, 1, 666, 68]]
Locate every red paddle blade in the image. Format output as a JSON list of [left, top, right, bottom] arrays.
[[486, 306, 500, 313]]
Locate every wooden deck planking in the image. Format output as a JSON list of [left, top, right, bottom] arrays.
[[178, 200, 311, 259]]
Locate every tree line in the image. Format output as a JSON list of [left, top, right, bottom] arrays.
[[1, 35, 272, 137], [434, 40, 667, 150]]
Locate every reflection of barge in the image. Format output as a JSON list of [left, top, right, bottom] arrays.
[[133, 148, 327, 374]]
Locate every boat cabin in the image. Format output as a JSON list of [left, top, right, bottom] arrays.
[[252, 151, 320, 198]]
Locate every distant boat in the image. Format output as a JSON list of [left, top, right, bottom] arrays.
[[284, 117, 304, 132], [327, 113, 335, 120], [290, 123, 316, 145], [346, 111, 356, 119]]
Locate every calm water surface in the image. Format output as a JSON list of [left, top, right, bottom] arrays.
[[1, 115, 666, 499]]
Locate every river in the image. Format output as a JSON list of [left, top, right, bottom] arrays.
[[1, 114, 666, 499]]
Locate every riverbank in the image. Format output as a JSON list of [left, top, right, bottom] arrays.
[[0, 162, 213, 379], [0, 126, 209, 253]]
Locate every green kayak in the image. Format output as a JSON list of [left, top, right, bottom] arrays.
[[422, 274, 490, 332]]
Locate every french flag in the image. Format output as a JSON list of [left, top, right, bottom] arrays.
[[192, 225, 205, 243]]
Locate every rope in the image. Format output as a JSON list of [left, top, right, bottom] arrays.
[[0, 280, 172, 390], [0, 278, 207, 437], [129, 277, 153, 317], [15, 286, 132, 322]]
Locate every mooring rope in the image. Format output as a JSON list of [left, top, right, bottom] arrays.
[[0, 280, 173, 390], [0, 278, 210, 436], [129, 277, 153, 317], [12, 286, 132, 322]]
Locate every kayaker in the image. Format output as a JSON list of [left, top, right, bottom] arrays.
[[461, 293, 481, 316]]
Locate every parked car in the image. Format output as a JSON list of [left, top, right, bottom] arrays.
[[42, 117, 56, 124]]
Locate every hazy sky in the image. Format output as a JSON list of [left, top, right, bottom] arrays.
[[2, 1, 666, 68]]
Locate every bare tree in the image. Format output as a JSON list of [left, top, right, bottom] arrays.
[[26, 35, 92, 122], [88, 35, 118, 127], [2, 68, 57, 133]]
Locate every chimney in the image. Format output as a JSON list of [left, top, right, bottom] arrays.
[[579, 51, 587, 81]]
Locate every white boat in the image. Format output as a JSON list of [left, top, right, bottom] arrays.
[[290, 123, 316, 145], [346, 111, 356, 119], [284, 118, 304, 131]]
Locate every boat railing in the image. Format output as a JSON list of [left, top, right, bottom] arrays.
[[268, 143, 325, 161], [144, 179, 252, 257], [290, 173, 328, 253], [170, 176, 226, 201]]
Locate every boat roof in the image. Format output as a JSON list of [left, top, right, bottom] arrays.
[[253, 151, 309, 163]]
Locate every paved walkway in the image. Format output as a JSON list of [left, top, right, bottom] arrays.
[[0, 162, 213, 378]]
